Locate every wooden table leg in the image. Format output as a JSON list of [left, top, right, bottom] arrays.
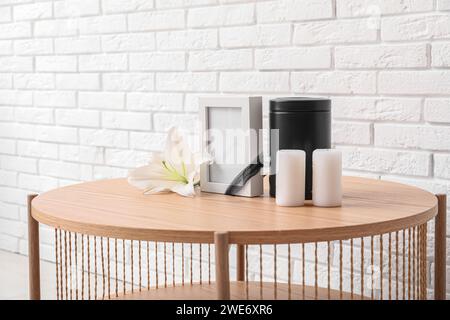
[[28, 194, 40, 300], [236, 244, 245, 282], [434, 194, 447, 300], [215, 232, 230, 300]]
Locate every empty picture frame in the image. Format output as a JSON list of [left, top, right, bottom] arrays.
[[199, 96, 263, 197]]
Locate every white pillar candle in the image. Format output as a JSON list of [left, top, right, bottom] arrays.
[[312, 149, 342, 207], [276, 150, 305, 207]]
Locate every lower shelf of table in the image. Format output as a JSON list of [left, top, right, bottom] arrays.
[[112, 281, 364, 300]]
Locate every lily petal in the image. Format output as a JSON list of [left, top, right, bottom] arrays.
[[143, 185, 172, 195], [127, 127, 211, 197], [170, 181, 197, 197], [164, 127, 192, 166]]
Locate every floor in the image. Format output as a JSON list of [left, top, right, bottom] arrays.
[[0, 250, 56, 300]]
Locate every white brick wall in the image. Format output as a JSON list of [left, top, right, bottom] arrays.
[[0, 0, 449, 298]]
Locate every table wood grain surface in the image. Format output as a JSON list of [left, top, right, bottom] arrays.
[[31, 177, 437, 244]]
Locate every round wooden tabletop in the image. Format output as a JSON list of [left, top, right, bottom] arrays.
[[31, 177, 438, 244]]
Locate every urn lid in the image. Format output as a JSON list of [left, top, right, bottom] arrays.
[[270, 97, 331, 112]]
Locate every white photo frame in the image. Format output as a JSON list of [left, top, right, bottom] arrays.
[[199, 96, 263, 197]]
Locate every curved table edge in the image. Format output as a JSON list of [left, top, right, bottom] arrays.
[[31, 196, 438, 244]]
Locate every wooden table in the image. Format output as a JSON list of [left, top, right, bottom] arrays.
[[28, 177, 446, 300]]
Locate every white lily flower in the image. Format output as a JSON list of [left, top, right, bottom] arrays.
[[128, 127, 209, 197]]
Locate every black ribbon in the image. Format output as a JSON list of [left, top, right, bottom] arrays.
[[224, 153, 264, 196]]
